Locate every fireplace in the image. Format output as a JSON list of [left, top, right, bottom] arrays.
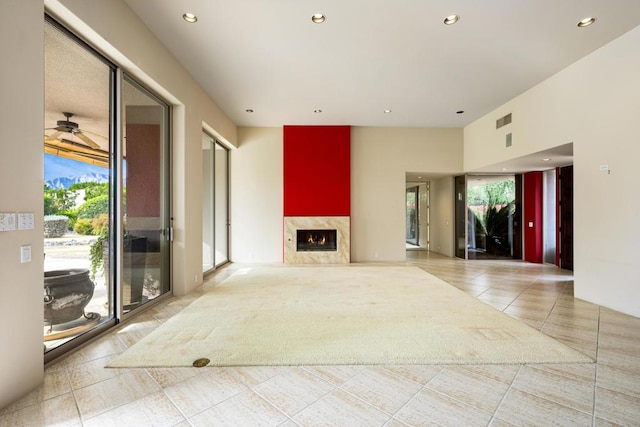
[[296, 229, 337, 252], [284, 216, 350, 263]]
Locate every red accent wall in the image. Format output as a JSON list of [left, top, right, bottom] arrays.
[[283, 126, 350, 216], [523, 171, 543, 263]]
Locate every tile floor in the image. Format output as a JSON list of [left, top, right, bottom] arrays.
[[2, 252, 640, 426]]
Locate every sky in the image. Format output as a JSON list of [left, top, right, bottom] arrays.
[[44, 154, 108, 181]]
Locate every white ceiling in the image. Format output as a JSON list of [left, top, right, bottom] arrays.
[[46, 1, 640, 173], [123, 0, 640, 129]]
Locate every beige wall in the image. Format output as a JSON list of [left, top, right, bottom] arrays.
[[0, 0, 45, 409], [430, 177, 455, 257], [351, 128, 463, 262], [231, 128, 284, 263], [464, 26, 640, 317], [47, 0, 238, 296]]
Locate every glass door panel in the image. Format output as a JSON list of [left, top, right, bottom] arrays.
[[43, 19, 115, 354], [214, 142, 229, 266], [121, 77, 171, 314], [455, 175, 467, 259], [202, 134, 215, 272], [406, 186, 419, 246]]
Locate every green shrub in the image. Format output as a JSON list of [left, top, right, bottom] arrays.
[[77, 195, 109, 219], [44, 215, 69, 238], [74, 219, 94, 235], [59, 210, 78, 229]]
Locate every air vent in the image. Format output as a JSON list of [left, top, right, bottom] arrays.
[[496, 113, 512, 129], [506, 133, 512, 147]]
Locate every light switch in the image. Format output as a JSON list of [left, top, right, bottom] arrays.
[[528, 221, 534, 228], [21, 245, 32, 263], [18, 213, 35, 230], [0, 213, 16, 231]]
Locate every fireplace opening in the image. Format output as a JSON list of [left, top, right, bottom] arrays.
[[296, 229, 337, 252]]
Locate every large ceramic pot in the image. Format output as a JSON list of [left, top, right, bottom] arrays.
[[44, 269, 95, 326]]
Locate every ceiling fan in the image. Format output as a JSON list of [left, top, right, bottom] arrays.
[[45, 112, 102, 149]]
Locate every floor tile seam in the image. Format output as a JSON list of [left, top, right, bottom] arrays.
[[509, 381, 595, 416], [178, 385, 253, 423], [377, 366, 437, 389], [75, 369, 165, 422], [253, 382, 337, 421], [490, 364, 528, 425], [376, 379, 434, 421], [417, 382, 497, 419], [498, 279, 544, 316], [67, 365, 133, 393], [160, 386, 202, 423], [521, 363, 597, 388], [333, 374, 422, 420]]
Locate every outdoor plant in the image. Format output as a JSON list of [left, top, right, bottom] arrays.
[[89, 226, 107, 280], [76, 194, 109, 219], [73, 219, 93, 235]]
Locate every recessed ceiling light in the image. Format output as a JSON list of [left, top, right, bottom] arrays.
[[501, 168, 508, 171], [444, 15, 459, 25], [245, 109, 254, 113], [183, 12, 198, 23], [418, 176, 422, 179], [314, 109, 322, 113], [384, 109, 392, 114], [456, 110, 464, 114], [542, 158, 551, 162], [577, 17, 596, 27], [312, 14, 326, 24]]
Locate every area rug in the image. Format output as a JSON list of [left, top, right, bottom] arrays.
[[107, 266, 593, 367]]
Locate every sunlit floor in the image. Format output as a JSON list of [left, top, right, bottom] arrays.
[[3, 252, 640, 426]]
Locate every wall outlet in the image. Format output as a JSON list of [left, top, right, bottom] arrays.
[[21, 245, 32, 263]]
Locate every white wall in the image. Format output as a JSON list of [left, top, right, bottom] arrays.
[[430, 177, 455, 257], [231, 128, 283, 263], [351, 128, 463, 262], [47, 0, 238, 296], [464, 26, 640, 317], [0, 0, 45, 409]]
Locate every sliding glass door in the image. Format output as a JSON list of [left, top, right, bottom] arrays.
[[44, 17, 172, 360], [203, 133, 229, 274], [121, 76, 171, 315]]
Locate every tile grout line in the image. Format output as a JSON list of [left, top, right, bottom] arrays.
[[487, 364, 523, 425]]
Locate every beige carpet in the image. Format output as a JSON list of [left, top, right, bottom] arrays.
[[107, 266, 593, 367]]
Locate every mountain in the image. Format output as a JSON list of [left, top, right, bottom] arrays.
[[46, 172, 109, 189]]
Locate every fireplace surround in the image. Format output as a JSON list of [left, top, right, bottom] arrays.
[[284, 216, 350, 263]]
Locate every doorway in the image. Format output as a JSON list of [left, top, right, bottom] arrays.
[[202, 132, 230, 273], [406, 186, 419, 247], [558, 165, 574, 270], [405, 181, 430, 250]]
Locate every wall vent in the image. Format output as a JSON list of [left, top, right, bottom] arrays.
[[506, 133, 512, 147], [496, 113, 512, 129]]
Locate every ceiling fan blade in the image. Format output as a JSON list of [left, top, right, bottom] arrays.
[[75, 131, 101, 149], [46, 131, 63, 140]]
